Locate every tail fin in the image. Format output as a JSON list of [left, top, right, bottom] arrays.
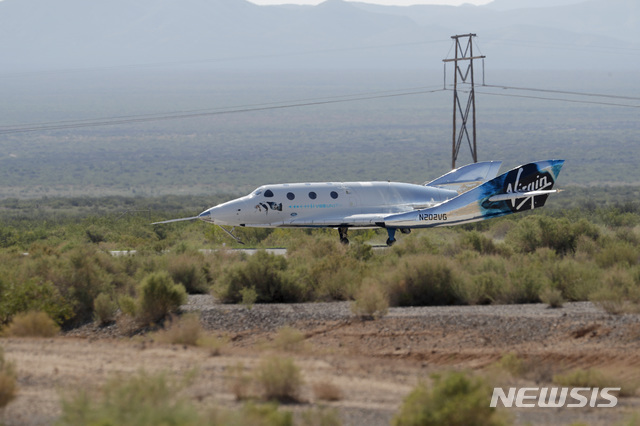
[[425, 161, 502, 194], [478, 159, 564, 214], [384, 160, 564, 228]]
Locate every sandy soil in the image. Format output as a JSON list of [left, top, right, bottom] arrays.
[[2, 299, 640, 425]]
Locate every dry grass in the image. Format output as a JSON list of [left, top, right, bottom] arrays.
[[312, 381, 343, 402], [2, 311, 59, 337], [152, 314, 202, 346], [0, 346, 17, 409], [554, 368, 639, 397], [256, 356, 303, 403], [227, 362, 254, 401], [350, 279, 388, 320], [271, 326, 306, 353]]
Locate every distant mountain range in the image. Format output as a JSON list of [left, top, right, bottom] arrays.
[[0, 0, 637, 71]]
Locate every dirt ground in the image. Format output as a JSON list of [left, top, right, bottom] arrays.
[[2, 300, 640, 425]]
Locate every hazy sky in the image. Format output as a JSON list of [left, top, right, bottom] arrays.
[[248, 0, 493, 5]]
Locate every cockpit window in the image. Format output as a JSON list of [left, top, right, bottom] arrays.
[[254, 190, 262, 196], [264, 189, 274, 198]]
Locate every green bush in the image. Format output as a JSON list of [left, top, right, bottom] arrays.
[[386, 255, 462, 306], [208, 402, 293, 426], [590, 267, 640, 314], [0, 346, 17, 409], [256, 356, 303, 403], [138, 272, 187, 323], [93, 293, 118, 325], [167, 252, 210, 294], [152, 313, 203, 346], [393, 371, 507, 426], [595, 239, 639, 269], [506, 216, 599, 256], [286, 237, 363, 301], [351, 278, 389, 320], [214, 251, 302, 303], [548, 258, 601, 301], [3, 311, 59, 337], [461, 231, 497, 255], [58, 371, 201, 426], [554, 368, 637, 397], [0, 278, 74, 326]]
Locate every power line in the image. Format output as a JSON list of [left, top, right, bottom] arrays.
[[455, 88, 640, 109], [480, 83, 640, 102], [0, 87, 446, 135]]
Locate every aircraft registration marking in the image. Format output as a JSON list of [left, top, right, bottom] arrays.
[[418, 213, 448, 221]]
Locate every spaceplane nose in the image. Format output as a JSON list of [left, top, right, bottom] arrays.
[[198, 209, 213, 223]]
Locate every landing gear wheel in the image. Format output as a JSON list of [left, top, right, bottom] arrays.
[[338, 227, 349, 245], [386, 228, 397, 247]]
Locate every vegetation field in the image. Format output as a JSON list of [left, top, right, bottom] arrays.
[[1, 69, 639, 425], [1, 70, 639, 198]]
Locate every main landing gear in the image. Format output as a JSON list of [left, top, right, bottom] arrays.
[[338, 227, 411, 247], [385, 228, 411, 247], [338, 227, 349, 245]]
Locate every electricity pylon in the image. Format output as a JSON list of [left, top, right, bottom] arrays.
[[443, 34, 485, 169]]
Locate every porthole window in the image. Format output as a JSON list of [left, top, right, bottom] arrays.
[[330, 191, 338, 199], [264, 189, 274, 198], [309, 191, 317, 200], [287, 192, 295, 200]]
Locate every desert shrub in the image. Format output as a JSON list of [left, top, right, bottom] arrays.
[[93, 293, 118, 325], [286, 237, 363, 301], [507, 216, 598, 256], [351, 278, 388, 319], [58, 370, 200, 426], [228, 362, 254, 401], [3, 311, 59, 337], [214, 251, 302, 303], [271, 326, 306, 353], [208, 402, 293, 426], [0, 346, 17, 409], [240, 286, 258, 309], [312, 381, 343, 402], [554, 368, 637, 397], [393, 371, 507, 426], [548, 258, 601, 301], [498, 258, 550, 304], [56, 245, 116, 324], [540, 287, 564, 308], [137, 271, 187, 323], [167, 252, 210, 294], [256, 356, 303, 403], [455, 255, 508, 305], [590, 267, 640, 314], [596, 240, 639, 269], [496, 352, 525, 378], [461, 231, 497, 255], [300, 407, 342, 426], [153, 313, 202, 346], [118, 294, 138, 317], [386, 255, 462, 307], [0, 278, 74, 326]]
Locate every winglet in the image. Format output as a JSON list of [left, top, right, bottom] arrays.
[[425, 161, 502, 194]]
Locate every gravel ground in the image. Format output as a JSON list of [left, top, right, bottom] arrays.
[[50, 297, 640, 426]]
